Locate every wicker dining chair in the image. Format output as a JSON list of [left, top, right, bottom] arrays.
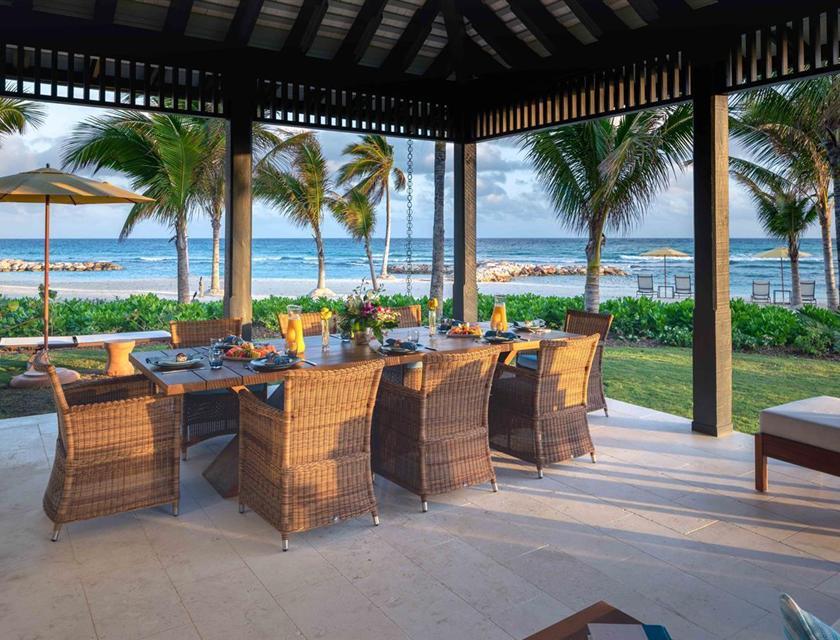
[[489, 334, 599, 478], [277, 311, 336, 338], [564, 310, 613, 416], [42, 366, 181, 541], [394, 304, 422, 327], [170, 318, 265, 459], [372, 346, 500, 512], [236, 359, 385, 551]]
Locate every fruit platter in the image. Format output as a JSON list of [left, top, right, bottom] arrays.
[[446, 323, 483, 338], [223, 342, 278, 361]]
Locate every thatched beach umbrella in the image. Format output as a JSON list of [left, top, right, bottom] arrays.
[[640, 247, 690, 286], [0, 165, 153, 386], [753, 247, 811, 295]]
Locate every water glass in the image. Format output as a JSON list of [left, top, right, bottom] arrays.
[[208, 341, 223, 369], [407, 328, 421, 344]]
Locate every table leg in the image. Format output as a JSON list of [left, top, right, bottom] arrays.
[[202, 435, 240, 498]]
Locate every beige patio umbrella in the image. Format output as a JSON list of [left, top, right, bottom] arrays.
[[640, 247, 690, 286], [753, 247, 811, 295], [0, 165, 153, 386]]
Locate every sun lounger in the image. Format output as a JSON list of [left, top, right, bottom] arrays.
[[0, 330, 171, 351], [636, 274, 655, 297], [800, 280, 817, 304], [674, 275, 692, 297], [750, 281, 771, 303]]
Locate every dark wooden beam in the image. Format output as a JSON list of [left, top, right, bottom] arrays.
[[382, 0, 439, 74], [456, 0, 540, 68], [11, 0, 32, 9], [93, 0, 118, 25], [226, 0, 265, 46], [692, 64, 732, 437], [440, 0, 467, 81], [453, 142, 477, 322], [652, 0, 691, 20], [282, 0, 328, 55], [625, 0, 659, 23], [334, 0, 388, 65], [164, 0, 195, 34], [564, 0, 627, 39], [506, 0, 582, 56], [465, 39, 505, 76], [424, 44, 453, 78]]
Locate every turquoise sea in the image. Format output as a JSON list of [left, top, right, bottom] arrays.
[[0, 237, 832, 301]]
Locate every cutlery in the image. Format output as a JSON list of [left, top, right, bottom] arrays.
[[301, 359, 317, 366], [418, 344, 437, 351]]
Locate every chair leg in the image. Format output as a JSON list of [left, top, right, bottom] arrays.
[[421, 497, 429, 513], [181, 445, 188, 462], [537, 467, 544, 479], [50, 524, 62, 542], [372, 511, 380, 526], [281, 535, 289, 552], [755, 434, 768, 492], [238, 502, 246, 514], [171, 501, 179, 517], [603, 407, 609, 417], [490, 479, 499, 493], [590, 452, 597, 463]]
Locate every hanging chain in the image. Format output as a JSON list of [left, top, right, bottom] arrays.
[[405, 138, 414, 297]]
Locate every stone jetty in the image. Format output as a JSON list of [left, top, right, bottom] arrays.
[[0, 259, 122, 272], [389, 261, 628, 283]]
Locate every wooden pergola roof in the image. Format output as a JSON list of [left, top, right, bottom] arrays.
[[1, 1, 838, 140]]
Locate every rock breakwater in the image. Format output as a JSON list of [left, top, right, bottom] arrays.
[[389, 261, 628, 283], [0, 259, 122, 272]]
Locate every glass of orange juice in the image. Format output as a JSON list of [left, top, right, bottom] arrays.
[[491, 295, 508, 332], [286, 305, 306, 355]]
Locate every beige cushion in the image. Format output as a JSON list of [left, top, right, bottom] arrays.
[[760, 396, 840, 453]]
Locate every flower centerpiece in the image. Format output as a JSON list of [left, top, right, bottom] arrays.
[[338, 285, 399, 345]]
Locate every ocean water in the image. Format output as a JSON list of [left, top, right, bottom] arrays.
[[0, 236, 832, 301]]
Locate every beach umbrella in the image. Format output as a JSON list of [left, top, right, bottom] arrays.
[[753, 247, 812, 294], [640, 247, 690, 286], [0, 165, 153, 386]]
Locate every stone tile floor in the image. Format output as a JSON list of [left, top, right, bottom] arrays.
[[1, 399, 839, 640]]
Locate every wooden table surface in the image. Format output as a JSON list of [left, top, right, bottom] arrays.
[[130, 325, 579, 396], [523, 601, 641, 640]]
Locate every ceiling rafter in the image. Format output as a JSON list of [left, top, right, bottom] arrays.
[[334, 0, 389, 65], [506, 0, 582, 56], [226, 0, 265, 46], [440, 0, 467, 81], [456, 0, 540, 68], [424, 43, 452, 78], [164, 0, 195, 34], [625, 0, 659, 23], [564, 0, 627, 39], [282, 0, 328, 55], [382, 0, 440, 74], [93, 0, 118, 25]]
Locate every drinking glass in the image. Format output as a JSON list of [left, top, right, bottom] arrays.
[[407, 328, 421, 344], [208, 341, 223, 369], [491, 295, 508, 332], [286, 304, 306, 355]]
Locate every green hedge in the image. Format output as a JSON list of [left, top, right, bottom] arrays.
[[2, 293, 838, 356]]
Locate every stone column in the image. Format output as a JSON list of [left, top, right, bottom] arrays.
[[452, 142, 477, 322]]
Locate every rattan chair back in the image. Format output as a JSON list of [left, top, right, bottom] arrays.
[[277, 311, 334, 338], [533, 335, 599, 415], [564, 310, 613, 340], [170, 318, 242, 347], [394, 305, 422, 327]]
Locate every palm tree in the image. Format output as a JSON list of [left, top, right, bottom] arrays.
[[62, 112, 211, 303], [254, 132, 336, 297], [731, 80, 840, 309], [0, 94, 44, 141], [730, 158, 817, 306], [521, 105, 693, 312], [337, 135, 406, 279], [430, 140, 446, 304], [332, 188, 378, 290]]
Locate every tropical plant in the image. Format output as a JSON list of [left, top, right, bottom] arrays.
[[430, 140, 446, 304], [730, 158, 818, 305], [731, 79, 840, 309], [520, 105, 693, 312], [254, 132, 336, 296], [0, 93, 44, 142], [331, 188, 379, 290], [62, 112, 213, 303], [337, 134, 406, 279]]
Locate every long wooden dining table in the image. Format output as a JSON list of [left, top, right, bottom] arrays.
[[130, 325, 578, 497]]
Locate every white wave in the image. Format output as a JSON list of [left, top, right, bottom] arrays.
[[138, 256, 171, 262], [619, 254, 693, 261]]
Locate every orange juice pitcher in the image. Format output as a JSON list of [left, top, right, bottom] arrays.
[[491, 295, 508, 332], [286, 305, 306, 355]]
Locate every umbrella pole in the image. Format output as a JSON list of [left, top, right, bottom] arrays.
[[43, 195, 50, 355], [780, 257, 785, 296]]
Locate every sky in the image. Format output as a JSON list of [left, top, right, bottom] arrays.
[[0, 102, 827, 241]]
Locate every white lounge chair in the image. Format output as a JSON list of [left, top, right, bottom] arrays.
[[636, 274, 655, 297], [674, 275, 692, 297], [800, 280, 817, 304], [751, 280, 771, 303]]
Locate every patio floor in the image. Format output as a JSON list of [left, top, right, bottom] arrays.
[[1, 400, 839, 640]]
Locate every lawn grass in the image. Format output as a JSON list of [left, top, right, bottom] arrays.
[[603, 345, 840, 434], [3, 344, 839, 433]]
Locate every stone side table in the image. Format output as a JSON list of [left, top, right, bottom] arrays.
[[105, 339, 136, 377]]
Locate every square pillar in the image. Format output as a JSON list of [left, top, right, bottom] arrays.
[[453, 142, 477, 322], [223, 76, 254, 339], [692, 66, 733, 436]]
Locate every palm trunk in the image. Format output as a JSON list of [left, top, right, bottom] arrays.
[[430, 140, 446, 303], [365, 236, 378, 291], [817, 208, 838, 309], [789, 237, 802, 307], [314, 228, 326, 291], [380, 182, 391, 278], [209, 202, 222, 295], [175, 215, 190, 304], [830, 150, 840, 309], [584, 220, 604, 313]]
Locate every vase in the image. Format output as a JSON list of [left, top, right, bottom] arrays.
[[354, 328, 372, 346]]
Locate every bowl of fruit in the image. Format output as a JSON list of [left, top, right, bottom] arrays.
[[446, 323, 483, 338], [223, 342, 277, 361]]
